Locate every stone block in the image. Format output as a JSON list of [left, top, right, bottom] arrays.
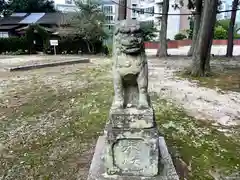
[[104, 128, 160, 176], [86, 136, 179, 180], [109, 107, 155, 129]]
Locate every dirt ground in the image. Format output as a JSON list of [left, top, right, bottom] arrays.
[[0, 55, 239, 180], [148, 56, 240, 126]]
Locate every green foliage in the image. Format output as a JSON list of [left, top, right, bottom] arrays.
[[0, 36, 28, 54], [234, 33, 240, 39], [216, 19, 230, 31], [215, 19, 240, 39], [34, 25, 50, 53], [55, 36, 103, 55], [214, 26, 228, 39], [0, 25, 51, 55], [7, 0, 55, 13], [187, 16, 194, 39], [174, 33, 187, 40], [140, 22, 158, 41], [0, 0, 7, 15], [102, 44, 112, 56], [69, 0, 107, 42], [25, 24, 50, 53]]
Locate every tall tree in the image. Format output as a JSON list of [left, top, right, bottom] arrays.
[[0, 0, 8, 16], [226, 0, 239, 57], [7, 0, 55, 13], [157, 0, 169, 57], [187, 0, 202, 56], [67, 0, 107, 52], [191, 0, 218, 77]]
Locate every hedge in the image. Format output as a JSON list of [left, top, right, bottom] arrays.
[[174, 33, 187, 40], [0, 36, 29, 54], [55, 37, 104, 55], [0, 36, 105, 55]]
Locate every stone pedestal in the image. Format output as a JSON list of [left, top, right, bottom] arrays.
[[86, 107, 179, 180], [87, 136, 179, 180], [104, 107, 160, 177]]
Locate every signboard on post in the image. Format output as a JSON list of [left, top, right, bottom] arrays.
[[50, 40, 58, 55]]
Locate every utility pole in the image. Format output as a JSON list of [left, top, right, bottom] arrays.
[[118, 0, 127, 20]]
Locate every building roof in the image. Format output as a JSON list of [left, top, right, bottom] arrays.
[[0, 25, 19, 30], [0, 12, 69, 26], [19, 13, 45, 24], [0, 15, 26, 25], [36, 12, 70, 25]]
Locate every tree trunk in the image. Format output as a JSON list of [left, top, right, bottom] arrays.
[[157, 0, 169, 57], [205, 6, 217, 75], [187, 0, 202, 56], [191, 0, 218, 77], [118, 0, 127, 20], [226, 0, 239, 57]]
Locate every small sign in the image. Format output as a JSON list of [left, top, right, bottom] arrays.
[[50, 40, 58, 46]]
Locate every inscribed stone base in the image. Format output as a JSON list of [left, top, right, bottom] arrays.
[[104, 128, 160, 176], [109, 107, 155, 129], [86, 136, 179, 180]]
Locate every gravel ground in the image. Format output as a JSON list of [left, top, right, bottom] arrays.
[[148, 57, 240, 126]]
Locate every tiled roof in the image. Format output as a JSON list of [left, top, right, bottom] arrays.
[[0, 12, 70, 26], [0, 15, 27, 25], [36, 12, 69, 25], [19, 13, 45, 24], [0, 25, 19, 30]]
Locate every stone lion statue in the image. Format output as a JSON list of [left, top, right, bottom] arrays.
[[112, 19, 149, 109]]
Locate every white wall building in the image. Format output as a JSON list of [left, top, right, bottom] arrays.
[[217, 0, 232, 20], [53, 0, 78, 12], [53, 0, 119, 32], [127, 0, 190, 40]]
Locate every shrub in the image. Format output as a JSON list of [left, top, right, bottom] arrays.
[[174, 33, 187, 40], [214, 26, 228, 39], [55, 37, 104, 55], [0, 36, 28, 54], [234, 33, 240, 39], [102, 44, 112, 56], [0, 35, 105, 55]]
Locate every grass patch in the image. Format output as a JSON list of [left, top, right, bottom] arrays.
[[177, 67, 240, 92], [152, 95, 240, 180], [0, 64, 112, 180]]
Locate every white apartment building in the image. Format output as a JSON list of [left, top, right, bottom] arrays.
[[53, 0, 119, 32], [127, 0, 190, 40], [102, 0, 119, 32], [53, 0, 78, 12], [217, 0, 232, 20]]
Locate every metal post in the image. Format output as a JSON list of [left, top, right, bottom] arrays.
[[54, 46, 56, 55]]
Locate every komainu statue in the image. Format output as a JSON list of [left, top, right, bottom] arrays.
[[86, 19, 180, 180], [112, 19, 149, 109]]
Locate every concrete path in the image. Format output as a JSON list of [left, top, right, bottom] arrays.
[[0, 55, 91, 71]]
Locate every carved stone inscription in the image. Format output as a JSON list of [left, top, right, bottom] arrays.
[[113, 139, 157, 176]]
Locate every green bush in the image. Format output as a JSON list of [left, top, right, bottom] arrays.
[[214, 26, 228, 39], [174, 33, 187, 40], [0, 36, 29, 54], [0, 35, 104, 55], [234, 33, 240, 39], [54, 37, 104, 55], [102, 44, 112, 56]]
